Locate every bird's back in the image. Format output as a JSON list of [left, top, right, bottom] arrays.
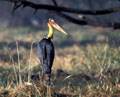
[[37, 38, 55, 74]]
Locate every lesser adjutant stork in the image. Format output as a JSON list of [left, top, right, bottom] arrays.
[[37, 18, 67, 83]]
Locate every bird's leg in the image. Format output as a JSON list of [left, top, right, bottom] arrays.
[[41, 72, 44, 82], [48, 74, 51, 86], [41, 64, 44, 82]]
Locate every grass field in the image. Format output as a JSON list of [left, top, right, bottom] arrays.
[[0, 25, 120, 97]]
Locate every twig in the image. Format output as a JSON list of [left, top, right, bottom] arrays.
[[28, 42, 33, 83], [16, 41, 22, 85]]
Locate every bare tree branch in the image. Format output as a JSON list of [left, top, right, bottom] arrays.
[[4, 0, 120, 15], [50, 0, 120, 28], [4, 0, 120, 29], [50, 0, 87, 25], [12, 2, 22, 14], [51, 0, 58, 6]]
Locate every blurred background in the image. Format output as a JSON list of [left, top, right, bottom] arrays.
[[0, 0, 120, 96], [0, 0, 120, 78]]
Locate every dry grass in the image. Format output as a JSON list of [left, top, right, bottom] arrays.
[[0, 27, 120, 96], [0, 82, 53, 97]]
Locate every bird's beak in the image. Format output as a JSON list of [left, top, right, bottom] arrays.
[[52, 23, 67, 35]]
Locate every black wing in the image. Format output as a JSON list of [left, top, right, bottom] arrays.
[[46, 42, 55, 69], [37, 39, 47, 65], [37, 38, 55, 74], [42, 45, 46, 61]]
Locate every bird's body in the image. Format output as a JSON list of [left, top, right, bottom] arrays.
[[37, 18, 67, 83], [37, 38, 54, 75]]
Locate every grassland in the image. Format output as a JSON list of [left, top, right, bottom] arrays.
[[0, 25, 120, 97]]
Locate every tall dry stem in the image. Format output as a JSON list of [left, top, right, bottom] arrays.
[[16, 41, 22, 85]]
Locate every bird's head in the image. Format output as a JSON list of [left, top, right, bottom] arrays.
[[48, 18, 67, 35]]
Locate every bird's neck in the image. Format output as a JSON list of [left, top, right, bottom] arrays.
[[47, 23, 53, 39]]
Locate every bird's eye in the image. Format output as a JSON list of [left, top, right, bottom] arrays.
[[49, 18, 54, 23], [51, 19, 54, 22]]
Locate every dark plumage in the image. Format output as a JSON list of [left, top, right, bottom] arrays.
[[37, 38, 54, 75]]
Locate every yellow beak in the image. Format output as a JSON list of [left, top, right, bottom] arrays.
[[52, 23, 67, 35]]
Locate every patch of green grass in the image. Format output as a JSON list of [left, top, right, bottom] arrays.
[[9, 27, 30, 37], [32, 65, 42, 74], [109, 29, 120, 38]]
